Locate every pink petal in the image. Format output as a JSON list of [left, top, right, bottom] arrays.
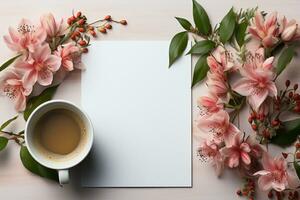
[[37, 69, 53, 86], [254, 170, 271, 176], [33, 44, 51, 61], [14, 92, 26, 112], [63, 60, 74, 71], [265, 12, 277, 29], [22, 70, 38, 89], [240, 143, 251, 152], [3, 35, 20, 51], [227, 153, 239, 168], [261, 153, 275, 171], [267, 82, 277, 97], [34, 27, 47, 43], [262, 35, 278, 48], [232, 78, 254, 96], [257, 175, 273, 191], [8, 27, 20, 43], [45, 55, 61, 72], [241, 152, 251, 165], [262, 57, 274, 70], [254, 12, 264, 31], [248, 89, 268, 111]]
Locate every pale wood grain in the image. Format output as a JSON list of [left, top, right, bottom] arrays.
[[0, 0, 299, 199]]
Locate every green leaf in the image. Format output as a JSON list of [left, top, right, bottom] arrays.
[[235, 20, 248, 47], [271, 118, 300, 147], [0, 54, 22, 72], [294, 161, 300, 180], [219, 8, 236, 44], [24, 85, 58, 121], [168, 31, 189, 67], [192, 54, 209, 87], [276, 47, 295, 75], [0, 115, 18, 131], [0, 137, 8, 151], [192, 0, 211, 36], [20, 146, 58, 182], [187, 40, 215, 55], [175, 17, 193, 31]]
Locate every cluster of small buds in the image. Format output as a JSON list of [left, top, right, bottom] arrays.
[[248, 112, 280, 142], [236, 179, 256, 200], [295, 140, 300, 159], [67, 12, 127, 53], [268, 190, 299, 200], [274, 80, 300, 113]]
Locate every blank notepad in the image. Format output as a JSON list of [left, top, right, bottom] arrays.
[[81, 41, 191, 187]]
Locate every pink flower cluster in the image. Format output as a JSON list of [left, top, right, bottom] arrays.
[[0, 14, 81, 111], [249, 11, 300, 48], [197, 41, 298, 192]]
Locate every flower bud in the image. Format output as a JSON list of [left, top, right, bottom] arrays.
[[78, 40, 87, 46], [294, 84, 298, 91], [98, 27, 107, 33], [105, 24, 112, 29], [76, 11, 82, 18], [104, 15, 111, 20], [295, 143, 300, 149], [281, 24, 297, 41], [282, 152, 288, 158], [82, 48, 88, 53], [286, 80, 291, 87], [289, 92, 294, 98], [78, 27, 85, 32], [296, 152, 300, 159], [90, 30, 96, 37], [78, 19, 85, 25], [251, 124, 257, 131], [120, 20, 127, 25], [248, 116, 253, 124], [271, 120, 280, 127]]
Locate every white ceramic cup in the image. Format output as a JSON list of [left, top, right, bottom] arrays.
[[25, 100, 93, 185]]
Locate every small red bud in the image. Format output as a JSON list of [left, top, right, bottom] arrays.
[[78, 27, 85, 32], [104, 15, 111, 20], [268, 190, 273, 199], [289, 92, 294, 98], [282, 152, 288, 159], [74, 31, 80, 37], [120, 19, 127, 25], [78, 19, 85, 25], [286, 80, 291, 87], [251, 124, 257, 131], [248, 116, 253, 124], [67, 18, 73, 25], [70, 33, 77, 40], [294, 84, 299, 91], [88, 26, 94, 31], [105, 24, 112, 29], [271, 120, 280, 127], [78, 40, 87, 46], [98, 27, 107, 33], [295, 143, 300, 149], [70, 16, 76, 21], [263, 129, 270, 139], [90, 30, 96, 37], [76, 11, 82, 18], [82, 48, 88, 53], [296, 152, 300, 159], [236, 190, 242, 196], [251, 112, 257, 119]]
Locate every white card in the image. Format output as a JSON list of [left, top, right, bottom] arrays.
[[81, 41, 191, 187]]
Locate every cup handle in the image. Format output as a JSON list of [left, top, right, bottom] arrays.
[[58, 169, 69, 185]]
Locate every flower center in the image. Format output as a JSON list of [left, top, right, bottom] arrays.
[[4, 85, 19, 100]]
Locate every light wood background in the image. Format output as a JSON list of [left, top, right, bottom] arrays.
[[0, 0, 299, 199]]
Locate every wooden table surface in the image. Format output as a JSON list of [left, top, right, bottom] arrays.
[[0, 0, 299, 199]]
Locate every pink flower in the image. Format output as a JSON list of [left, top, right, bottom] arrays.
[[279, 17, 300, 42], [197, 110, 240, 144], [197, 92, 223, 116], [254, 153, 298, 191], [40, 13, 64, 38], [3, 19, 46, 53], [15, 45, 61, 87], [206, 56, 228, 98], [198, 140, 224, 176], [54, 43, 80, 71], [232, 49, 277, 111], [223, 134, 251, 168], [248, 12, 279, 48], [0, 70, 32, 111]]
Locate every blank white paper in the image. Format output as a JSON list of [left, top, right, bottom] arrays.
[[80, 41, 191, 187]]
